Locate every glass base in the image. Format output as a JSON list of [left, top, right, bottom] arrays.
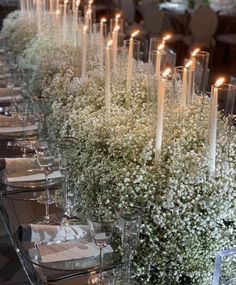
[[37, 194, 55, 204]]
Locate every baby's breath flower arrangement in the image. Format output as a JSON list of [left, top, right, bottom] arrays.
[[1, 11, 236, 285], [1, 11, 37, 58]]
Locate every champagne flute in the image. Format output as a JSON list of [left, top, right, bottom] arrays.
[[18, 101, 30, 157], [35, 142, 55, 223]]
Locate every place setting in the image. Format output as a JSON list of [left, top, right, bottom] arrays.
[[15, 206, 142, 285]]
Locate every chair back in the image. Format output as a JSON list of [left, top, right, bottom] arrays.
[[140, 0, 165, 36], [190, 5, 218, 46], [119, 0, 135, 24], [212, 247, 236, 285]]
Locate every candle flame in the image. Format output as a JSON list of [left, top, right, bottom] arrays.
[[89, 0, 93, 4], [64, 0, 68, 4], [115, 13, 121, 19], [56, 9, 60, 15], [107, 40, 113, 47], [83, 25, 87, 32], [158, 43, 164, 51], [131, 30, 139, 38], [214, 77, 225, 87], [162, 68, 171, 79], [100, 17, 106, 23], [185, 60, 193, 69], [162, 34, 171, 42], [113, 25, 120, 32], [191, 48, 200, 57], [86, 8, 92, 15], [76, 0, 80, 6]]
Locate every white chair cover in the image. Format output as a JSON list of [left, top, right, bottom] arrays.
[[190, 5, 218, 48], [140, 0, 165, 36], [119, 0, 135, 24]]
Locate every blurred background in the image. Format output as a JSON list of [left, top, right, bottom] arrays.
[[1, 0, 236, 87]]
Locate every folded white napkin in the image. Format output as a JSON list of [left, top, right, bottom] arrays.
[[30, 224, 87, 243], [7, 170, 62, 182], [0, 124, 38, 134], [38, 241, 113, 263]]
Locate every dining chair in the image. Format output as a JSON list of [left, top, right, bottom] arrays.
[[212, 247, 236, 285], [119, 0, 136, 24], [185, 5, 218, 50], [139, 0, 165, 36]]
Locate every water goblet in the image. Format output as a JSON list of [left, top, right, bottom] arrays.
[[87, 211, 116, 284]]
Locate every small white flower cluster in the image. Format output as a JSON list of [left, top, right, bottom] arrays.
[[1, 12, 236, 285]]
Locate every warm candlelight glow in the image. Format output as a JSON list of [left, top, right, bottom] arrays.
[[185, 60, 193, 69], [214, 77, 225, 87], [76, 0, 80, 7], [131, 30, 140, 38], [115, 13, 121, 19], [113, 25, 120, 32], [83, 25, 87, 32], [89, 0, 93, 4], [191, 48, 200, 57], [158, 43, 164, 51], [100, 17, 106, 23], [64, 0, 68, 4], [162, 68, 171, 79], [162, 34, 171, 42], [56, 9, 60, 15], [86, 8, 92, 16], [107, 40, 113, 47]]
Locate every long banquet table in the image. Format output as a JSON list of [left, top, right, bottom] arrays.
[[0, 92, 119, 285]]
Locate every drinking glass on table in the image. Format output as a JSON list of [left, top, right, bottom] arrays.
[[56, 136, 79, 222], [17, 101, 30, 157], [117, 206, 142, 284], [87, 210, 116, 284], [35, 141, 55, 224]]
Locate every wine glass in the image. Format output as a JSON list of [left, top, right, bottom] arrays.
[[87, 211, 116, 284], [117, 206, 142, 284], [17, 101, 30, 157], [35, 141, 55, 224]]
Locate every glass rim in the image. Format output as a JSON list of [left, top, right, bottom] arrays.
[[150, 49, 166, 56], [174, 66, 194, 72], [214, 83, 236, 91], [123, 39, 140, 45], [195, 51, 209, 56], [118, 206, 142, 220]]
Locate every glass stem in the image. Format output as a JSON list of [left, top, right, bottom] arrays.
[[22, 122, 26, 157], [44, 170, 50, 222], [64, 171, 69, 216], [99, 246, 104, 279], [124, 246, 132, 280]]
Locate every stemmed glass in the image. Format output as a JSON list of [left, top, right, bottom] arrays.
[[117, 206, 142, 284], [35, 141, 55, 224], [17, 101, 30, 157], [87, 211, 116, 284], [56, 136, 79, 222]]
